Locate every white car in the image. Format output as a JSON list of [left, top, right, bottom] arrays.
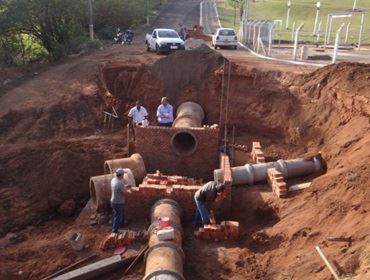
[[145, 28, 185, 54], [212, 28, 238, 50]]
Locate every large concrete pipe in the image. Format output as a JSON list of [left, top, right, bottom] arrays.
[[104, 153, 146, 183], [144, 199, 185, 280], [172, 102, 205, 128], [89, 169, 136, 209], [171, 102, 205, 156], [214, 156, 323, 186]]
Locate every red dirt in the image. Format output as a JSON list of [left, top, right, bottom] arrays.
[[0, 38, 369, 280]]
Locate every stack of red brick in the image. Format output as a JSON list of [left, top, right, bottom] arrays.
[[100, 230, 147, 250], [267, 168, 288, 198], [194, 221, 239, 241], [143, 170, 203, 186], [251, 141, 265, 163]]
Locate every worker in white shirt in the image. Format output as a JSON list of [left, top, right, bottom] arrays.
[[156, 97, 173, 127], [128, 101, 148, 140], [128, 100, 148, 125]]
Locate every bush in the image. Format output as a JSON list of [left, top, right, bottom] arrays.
[[96, 26, 116, 40]]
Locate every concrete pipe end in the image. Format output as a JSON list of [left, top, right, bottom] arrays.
[[171, 130, 198, 156], [213, 169, 224, 183], [89, 178, 98, 205]]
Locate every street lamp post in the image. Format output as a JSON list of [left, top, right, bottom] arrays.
[[313, 2, 321, 35], [286, 1, 292, 29]]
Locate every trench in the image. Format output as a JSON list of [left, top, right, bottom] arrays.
[[6, 47, 369, 280]]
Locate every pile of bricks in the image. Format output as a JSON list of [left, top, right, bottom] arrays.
[[100, 230, 147, 250], [194, 221, 239, 241], [143, 171, 203, 186], [251, 141, 265, 163], [267, 168, 288, 198]]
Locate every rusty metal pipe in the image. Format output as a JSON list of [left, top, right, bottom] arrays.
[[214, 155, 324, 186], [144, 199, 185, 280], [104, 153, 146, 183], [89, 169, 136, 210]]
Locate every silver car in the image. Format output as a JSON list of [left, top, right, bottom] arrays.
[[212, 28, 238, 50]]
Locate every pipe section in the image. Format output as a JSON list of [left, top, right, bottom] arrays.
[[171, 102, 205, 156], [89, 169, 136, 209], [172, 102, 205, 128], [214, 156, 323, 186], [104, 153, 146, 183], [144, 199, 185, 280]]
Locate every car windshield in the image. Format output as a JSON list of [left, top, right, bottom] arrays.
[[219, 30, 235, 36], [158, 30, 179, 38]]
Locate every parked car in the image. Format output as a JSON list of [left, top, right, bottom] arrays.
[[212, 28, 238, 49], [145, 28, 185, 54]]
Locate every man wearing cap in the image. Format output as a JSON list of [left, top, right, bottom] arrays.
[[156, 97, 173, 127], [194, 181, 225, 227], [111, 168, 132, 233]]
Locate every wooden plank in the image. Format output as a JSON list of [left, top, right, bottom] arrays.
[[315, 245, 341, 280]]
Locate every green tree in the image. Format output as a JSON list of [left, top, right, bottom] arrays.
[[227, 0, 244, 26]]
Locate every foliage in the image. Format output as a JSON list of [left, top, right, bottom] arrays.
[[0, 0, 164, 66]]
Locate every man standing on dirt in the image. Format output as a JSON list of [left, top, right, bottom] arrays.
[[111, 168, 132, 233], [128, 100, 148, 126], [194, 181, 225, 227], [156, 97, 174, 127]]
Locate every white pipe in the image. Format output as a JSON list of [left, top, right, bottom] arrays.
[[332, 23, 346, 63], [327, 16, 333, 45], [293, 23, 305, 60], [345, 22, 351, 44], [214, 156, 323, 186], [358, 13, 365, 50], [313, 5, 320, 35], [200, 1, 203, 27], [316, 20, 322, 42], [286, 1, 291, 29], [291, 21, 296, 42], [324, 14, 331, 48], [352, 0, 358, 11], [268, 23, 274, 56]]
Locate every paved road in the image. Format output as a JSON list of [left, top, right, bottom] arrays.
[[200, 0, 221, 34]]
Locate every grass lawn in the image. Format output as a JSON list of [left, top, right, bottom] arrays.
[[216, 0, 370, 44]]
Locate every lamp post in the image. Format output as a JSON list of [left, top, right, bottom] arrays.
[[313, 2, 321, 35], [88, 0, 94, 40], [286, 1, 291, 29]]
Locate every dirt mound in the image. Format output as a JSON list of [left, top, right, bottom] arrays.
[[187, 26, 212, 42]]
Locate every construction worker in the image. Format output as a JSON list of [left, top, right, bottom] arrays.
[[128, 100, 148, 126], [156, 97, 173, 127], [111, 168, 132, 233], [194, 181, 225, 227]]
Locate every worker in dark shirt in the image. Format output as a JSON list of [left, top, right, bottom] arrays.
[[194, 181, 225, 227]]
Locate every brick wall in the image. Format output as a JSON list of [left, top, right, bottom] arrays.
[[134, 126, 220, 181]]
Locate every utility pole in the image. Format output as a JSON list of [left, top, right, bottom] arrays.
[[286, 1, 291, 30], [88, 0, 94, 40], [243, 0, 249, 21]]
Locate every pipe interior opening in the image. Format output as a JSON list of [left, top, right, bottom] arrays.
[[171, 131, 197, 156]]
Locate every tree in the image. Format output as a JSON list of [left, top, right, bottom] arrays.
[[227, 0, 244, 26]]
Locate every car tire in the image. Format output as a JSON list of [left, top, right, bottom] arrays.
[[146, 43, 150, 52], [156, 44, 161, 55], [214, 45, 218, 50]]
